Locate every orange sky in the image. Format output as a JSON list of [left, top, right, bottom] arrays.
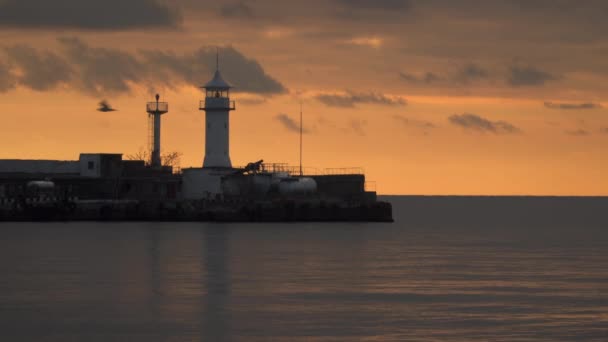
[[0, 0, 607, 195]]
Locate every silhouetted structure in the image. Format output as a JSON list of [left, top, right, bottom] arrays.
[[146, 94, 169, 168], [0, 57, 392, 222]]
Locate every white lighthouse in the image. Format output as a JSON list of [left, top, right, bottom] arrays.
[[200, 64, 235, 168]]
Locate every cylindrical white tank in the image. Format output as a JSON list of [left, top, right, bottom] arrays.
[[27, 180, 55, 189], [222, 174, 272, 197], [278, 177, 317, 195], [251, 174, 272, 196]]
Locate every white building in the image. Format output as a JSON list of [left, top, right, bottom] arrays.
[[201, 68, 235, 168], [182, 65, 237, 199]]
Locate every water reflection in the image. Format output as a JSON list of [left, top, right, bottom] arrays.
[[0, 197, 607, 341], [202, 225, 231, 341], [141, 224, 233, 341]]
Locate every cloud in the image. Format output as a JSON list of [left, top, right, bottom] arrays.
[[508, 65, 556, 87], [336, 0, 411, 10], [315, 90, 407, 108], [275, 113, 310, 133], [392, 115, 436, 129], [399, 71, 441, 84], [544, 102, 602, 110], [0, 61, 16, 92], [565, 129, 590, 136], [0, 37, 286, 96], [400, 64, 488, 85], [455, 64, 489, 83], [142, 45, 286, 95], [0, 0, 181, 30], [220, 2, 255, 19], [333, 0, 412, 20], [4, 45, 72, 91], [449, 113, 521, 134], [59, 37, 146, 94], [601, 128, 608, 134]]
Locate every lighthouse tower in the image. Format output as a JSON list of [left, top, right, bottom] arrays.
[[200, 61, 235, 168]]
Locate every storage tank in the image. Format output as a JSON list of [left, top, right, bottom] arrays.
[[278, 177, 317, 195], [222, 174, 272, 197], [251, 174, 272, 196], [27, 180, 55, 189]]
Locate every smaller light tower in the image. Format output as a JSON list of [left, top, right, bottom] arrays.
[[146, 94, 169, 168]]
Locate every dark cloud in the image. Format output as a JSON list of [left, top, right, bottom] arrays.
[[544, 102, 602, 110], [333, 0, 412, 20], [565, 129, 590, 136], [506, 0, 583, 11], [336, 0, 411, 10], [315, 90, 407, 108], [220, 2, 255, 19], [0, 0, 180, 30], [455, 64, 489, 83], [0, 61, 16, 92], [142, 45, 286, 94], [508, 65, 556, 87], [59, 37, 146, 95], [392, 115, 436, 129], [399, 71, 441, 84], [0, 38, 286, 96], [275, 113, 309, 133], [4, 45, 72, 91], [449, 113, 521, 134], [400, 64, 489, 86]]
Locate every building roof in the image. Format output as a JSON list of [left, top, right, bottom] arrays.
[[203, 70, 232, 89]]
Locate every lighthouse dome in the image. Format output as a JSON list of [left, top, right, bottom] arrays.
[[204, 70, 232, 89]]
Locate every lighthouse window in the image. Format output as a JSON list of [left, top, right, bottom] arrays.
[[224, 123, 227, 129], [87, 161, 94, 170]]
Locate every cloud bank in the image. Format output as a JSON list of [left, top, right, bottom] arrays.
[[0, 38, 286, 96], [0, 0, 180, 30]]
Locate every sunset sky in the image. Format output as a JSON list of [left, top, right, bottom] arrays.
[[0, 0, 607, 195]]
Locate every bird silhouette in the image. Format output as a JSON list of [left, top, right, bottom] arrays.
[[97, 100, 117, 112]]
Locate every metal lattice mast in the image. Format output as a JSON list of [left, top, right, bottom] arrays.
[[146, 94, 169, 168]]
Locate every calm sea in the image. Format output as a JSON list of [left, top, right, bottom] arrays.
[[0, 196, 607, 341]]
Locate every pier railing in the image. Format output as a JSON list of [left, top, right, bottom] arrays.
[[200, 99, 236, 111], [234, 163, 364, 176]]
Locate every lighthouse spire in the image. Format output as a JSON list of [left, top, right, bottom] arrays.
[[216, 47, 219, 72]]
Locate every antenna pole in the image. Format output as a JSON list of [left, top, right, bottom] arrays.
[[299, 102, 303, 177], [216, 47, 219, 71]]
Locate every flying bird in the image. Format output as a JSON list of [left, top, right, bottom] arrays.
[[97, 100, 117, 112]]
